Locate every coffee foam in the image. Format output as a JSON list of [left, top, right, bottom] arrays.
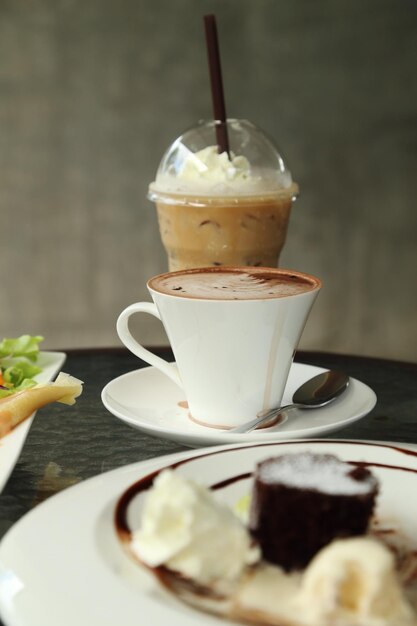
[[149, 268, 320, 301]]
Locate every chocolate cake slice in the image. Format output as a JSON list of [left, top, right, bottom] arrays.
[[249, 452, 379, 572]]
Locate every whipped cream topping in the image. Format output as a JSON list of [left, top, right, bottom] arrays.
[[299, 537, 416, 625], [131, 470, 260, 592], [179, 146, 251, 182], [235, 538, 417, 626], [150, 144, 295, 197]]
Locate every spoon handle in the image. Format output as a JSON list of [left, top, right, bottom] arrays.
[[227, 403, 299, 434]]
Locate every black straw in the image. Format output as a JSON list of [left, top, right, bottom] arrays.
[[203, 14, 230, 157]]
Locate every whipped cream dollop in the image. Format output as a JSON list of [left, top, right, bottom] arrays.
[[131, 470, 260, 592], [299, 537, 416, 626], [235, 537, 417, 626], [178, 146, 251, 182], [149, 145, 295, 197]]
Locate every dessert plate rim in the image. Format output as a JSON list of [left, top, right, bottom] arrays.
[[0, 439, 416, 626]]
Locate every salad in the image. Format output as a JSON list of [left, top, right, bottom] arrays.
[[0, 335, 83, 438], [0, 335, 44, 398]]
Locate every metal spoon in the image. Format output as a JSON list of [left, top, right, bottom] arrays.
[[227, 370, 349, 434]]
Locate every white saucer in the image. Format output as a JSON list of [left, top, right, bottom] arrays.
[[101, 362, 377, 447]]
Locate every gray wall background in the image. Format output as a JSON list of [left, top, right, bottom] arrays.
[[0, 0, 416, 361]]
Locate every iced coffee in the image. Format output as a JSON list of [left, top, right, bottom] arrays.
[[148, 119, 298, 271]]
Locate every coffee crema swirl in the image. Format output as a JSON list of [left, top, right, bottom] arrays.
[[148, 267, 321, 301]]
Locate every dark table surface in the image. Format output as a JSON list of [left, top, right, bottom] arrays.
[[0, 347, 416, 625], [1, 347, 416, 544]]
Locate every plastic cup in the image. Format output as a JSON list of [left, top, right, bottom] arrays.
[[148, 119, 298, 271]]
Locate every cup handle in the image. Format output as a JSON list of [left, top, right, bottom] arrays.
[[116, 302, 183, 389]]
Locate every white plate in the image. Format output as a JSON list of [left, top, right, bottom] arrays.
[[101, 362, 377, 447], [0, 440, 416, 626], [0, 351, 66, 493]]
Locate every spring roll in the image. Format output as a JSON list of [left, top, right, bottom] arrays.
[[0, 372, 83, 438]]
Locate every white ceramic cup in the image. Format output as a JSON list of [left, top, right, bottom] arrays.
[[117, 267, 321, 429]]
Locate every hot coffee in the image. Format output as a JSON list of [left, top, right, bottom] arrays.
[[117, 266, 321, 428], [149, 267, 319, 301]]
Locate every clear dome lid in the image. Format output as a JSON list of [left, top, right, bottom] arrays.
[[148, 119, 298, 200]]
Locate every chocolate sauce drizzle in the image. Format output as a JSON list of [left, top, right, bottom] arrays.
[[114, 441, 417, 607], [115, 440, 417, 542]]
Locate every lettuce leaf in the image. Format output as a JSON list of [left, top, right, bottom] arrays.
[[0, 335, 44, 397], [0, 335, 44, 361], [3, 360, 42, 386], [0, 378, 37, 399]]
